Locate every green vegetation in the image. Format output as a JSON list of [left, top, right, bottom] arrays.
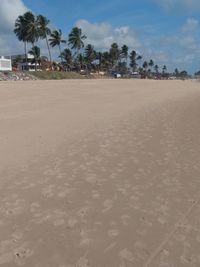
[[14, 11, 192, 79], [31, 71, 86, 80]]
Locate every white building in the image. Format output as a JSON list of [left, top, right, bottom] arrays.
[[0, 56, 12, 71], [11, 53, 41, 71]]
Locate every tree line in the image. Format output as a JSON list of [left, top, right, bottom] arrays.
[[14, 11, 189, 78]]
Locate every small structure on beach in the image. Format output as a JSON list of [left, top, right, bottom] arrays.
[[0, 56, 12, 71], [11, 53, 41, 71]]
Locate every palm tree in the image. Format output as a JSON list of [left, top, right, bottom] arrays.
[[59, 48, 73, 70], [101, 52, 112, 72], [49, 29, 66, 56], [143, 61, 148, 73], [110, 43, 120, 67], [174, 68, 179, 77], [68, 27, 86, 55], [29, 46, 41, 71], [149, 59, 154, 71], [120, 45, 128, 71], [121, 45, 128, 62], [97, 52, 103, 71], [14, 14, 29, 70], [85, 44, 96, 70], [14, 11, 41, 70], [129, 51, 142, 72], [130, 50, 137, 71], [24, 11, 39, 46], [154, 64, 159, 74], [37, 15, 52, 62], [77, 54, 86, 70], [162, 65, 167, 73]]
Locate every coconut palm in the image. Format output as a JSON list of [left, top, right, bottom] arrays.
[[174, 68, 179, 77], [162, 65, 167, 73], [143, 61, 148, 72], [59, 48, 73, 70], [120, 45, 128, 65], [84, 44, 96, 70], [24, 11, 40, 46], [149, 59, 154, 70], [68, 27, 86, 55], [77, 54, 86, 70], [110, 43, 120, 67], [101, 52, 112, 72], [29, 46, 41, 71], [97, 52, 103, 71], [129, 51, 142, 72], [49, 29, 66, 56], [154, 64, 159, 73], [121, 45, 128, 59], [130, 50, 137, 71], [37, 15, 52, 62], [14, 12, 36, 68], [137, 55, 142, 68], [14, 14, 29, 69]]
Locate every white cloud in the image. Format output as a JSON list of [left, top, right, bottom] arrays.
[[0, 0, 27, 33], [76, 19, 140, 51], [146, 18, 200, 72], [0, 0, 28, 55], [182, 18, 199, 32]]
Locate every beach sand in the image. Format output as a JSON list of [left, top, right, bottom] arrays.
[[0, 79, 200, 267]]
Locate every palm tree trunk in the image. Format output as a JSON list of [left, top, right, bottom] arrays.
[[59, 45, 63, 64], [59, 45, 61, 56], [24, 42, 28, 71], [45, 34, 52, 62], [126, 56, 128, 70], [31, 42, 37, 71]]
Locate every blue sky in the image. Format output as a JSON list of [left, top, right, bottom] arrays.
[[0, 0, 200, 73]]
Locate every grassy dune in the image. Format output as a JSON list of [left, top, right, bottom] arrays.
[[31, 70, 87, 80]]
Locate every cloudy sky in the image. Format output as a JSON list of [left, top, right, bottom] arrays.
[[0, 0, 200, 73]]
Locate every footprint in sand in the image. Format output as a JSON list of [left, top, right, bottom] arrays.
[[92, 190, 100, 199], [76, 257, 90, 267], [158, 216, 168, 225], [67, 217, 78, 229], [57, 187, 73, 198], [158, 249, 175, 267], [41, 185, 55, 198], [30, 202, 40, 213], [77, 207, 89, 218], [53, 219, 65, 226], [12, 230, 23, 241], [119, 248, 135, 263], [109, 173, 117, 179], [108, 229, 119, 237], [80, 229, 91, 246], [102, 199, 113, 212], [2, 199, 26, 216], [104, 242, 116, 253], [14, 243, 33, 265], [0, 241, 33, 265], [85, 173, 98, 184]]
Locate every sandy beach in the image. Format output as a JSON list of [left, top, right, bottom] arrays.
[[0, 79, 200, 267]]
